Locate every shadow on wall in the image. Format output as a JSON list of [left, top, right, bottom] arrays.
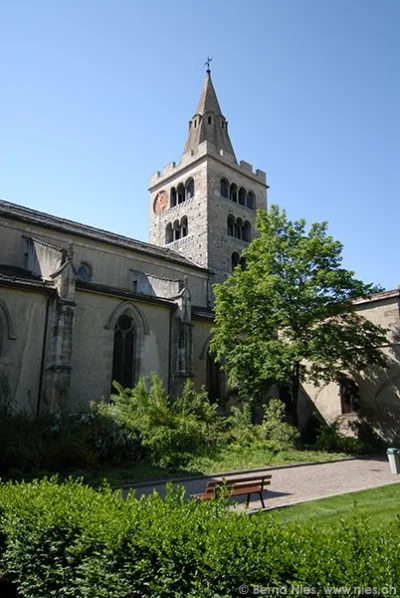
[[297, 329, 400, 445]]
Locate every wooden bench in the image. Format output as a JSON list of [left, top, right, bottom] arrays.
[[191, 474, 272, 509]]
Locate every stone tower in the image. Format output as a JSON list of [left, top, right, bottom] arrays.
[[149, 68, 268, 284]]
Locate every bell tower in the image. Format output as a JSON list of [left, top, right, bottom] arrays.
[[149, 66, 268, 283]]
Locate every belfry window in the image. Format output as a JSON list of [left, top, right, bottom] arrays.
[[173, 220, 181, 240], [230, 183, 238, 203], [165, 223, 173, 244], [181, 216, 188, 237], [227, 215, 235, 236], [231, 252, 240, 270], [170, 187, 177, 208], [243, 221, 251, 242], [247, 191, 255, 210], [185, 178, 194, 200], [112, 314, 135, 390], [221, 178, 229, 198], [177, 183, 185, 204]]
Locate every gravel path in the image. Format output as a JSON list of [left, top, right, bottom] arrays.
[[123, 456, 400, 511]]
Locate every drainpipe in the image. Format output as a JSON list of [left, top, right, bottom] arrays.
[[37, 294, 51, 415]]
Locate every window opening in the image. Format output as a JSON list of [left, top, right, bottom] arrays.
[[112, 314, 135, 390], [221, 178, 229, 198]]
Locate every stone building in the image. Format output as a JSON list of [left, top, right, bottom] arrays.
[[0, 69, 267, 412], [1, 68, 399, 443]]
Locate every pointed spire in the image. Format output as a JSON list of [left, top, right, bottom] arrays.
[[182, 69, 236, 161], [194, 71, 223, 117]]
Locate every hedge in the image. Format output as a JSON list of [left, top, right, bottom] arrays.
[[0, 478, 399, 597]]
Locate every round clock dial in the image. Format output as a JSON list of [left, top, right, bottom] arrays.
[[153, 190, 168, 215]]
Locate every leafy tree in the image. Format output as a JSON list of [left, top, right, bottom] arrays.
[[210, 205, 389, 426]]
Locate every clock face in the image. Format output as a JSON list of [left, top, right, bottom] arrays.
[[153, 190, 168, 215]]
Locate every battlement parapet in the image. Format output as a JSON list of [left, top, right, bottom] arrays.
[[150, 140, 266, 187]]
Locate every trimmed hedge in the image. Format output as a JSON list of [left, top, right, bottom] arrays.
[[0, 478, 399, 597]]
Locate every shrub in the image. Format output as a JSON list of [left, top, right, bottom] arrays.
[[0, 478, 400, 596], [261, 398, 300, 448], [107, 374, 224, 466], [315, 422, 367, 455]]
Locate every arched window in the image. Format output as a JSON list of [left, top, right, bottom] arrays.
[[165, 223, 173, 244], [208, 115, 212, 125], [230, 183, 238, 203], [238, 187, 246, 206], [340, 377, 360, 414], [206, 351, 223, 403], [173, 219, 181, 240], [247, 191, 255, 210], [181, 216, 188, 237], [235, 218, 243, 240], [170, 187, 177, 208], [243, 221, 251, 243], [112, 314, 135, 390], [177, 183, 185, 204], [185, 178, 194, 200], [220, 178, 229, 198], [227, 215, 235, 237], [231, 252, 240, 270]]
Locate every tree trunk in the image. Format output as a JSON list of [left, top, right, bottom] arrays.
[[291, 362, 300, 428]]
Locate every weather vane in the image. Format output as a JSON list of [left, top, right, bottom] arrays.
[[205, 57, 213, 73]]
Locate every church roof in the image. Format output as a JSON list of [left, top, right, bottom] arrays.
[[0, 200, 209, 273], [182, 71, 237, 160]]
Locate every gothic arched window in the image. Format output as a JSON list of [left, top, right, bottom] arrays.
[[238, 187, 246, 206], [206, 351, 223, 403], [112, 314, 136, 390]]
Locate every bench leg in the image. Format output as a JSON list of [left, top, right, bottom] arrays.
[[246, 493, 251, 507], [259, 492, 266, 509]]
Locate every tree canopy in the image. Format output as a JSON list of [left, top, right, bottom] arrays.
[[210, 205, 389, 425]]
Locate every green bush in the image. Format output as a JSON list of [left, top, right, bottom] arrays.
[[316, 422, 367, 455], [107, 374, 224, 466], [0, 477, 400, 597]]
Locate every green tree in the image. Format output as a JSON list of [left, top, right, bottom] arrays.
[[210, 205, 388, 426]]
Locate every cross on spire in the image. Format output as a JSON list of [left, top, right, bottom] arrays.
[[205, 57, 212, 73]]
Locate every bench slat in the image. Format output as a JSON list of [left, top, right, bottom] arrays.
[[191, 474, 272, 509]]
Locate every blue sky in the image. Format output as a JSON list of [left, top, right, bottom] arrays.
[[1, 0, 399, 289]]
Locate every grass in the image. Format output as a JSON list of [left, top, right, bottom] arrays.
[[269, 482, 400, 529], [62, 445, 350, 487]]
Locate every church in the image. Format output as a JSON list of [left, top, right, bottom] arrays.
[[0, 68, 267, 413], [1, 69, 400, 443]]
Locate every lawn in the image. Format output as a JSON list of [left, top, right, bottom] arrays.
[[269, 481, 400, 529], [68, 446, 349, 487]]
